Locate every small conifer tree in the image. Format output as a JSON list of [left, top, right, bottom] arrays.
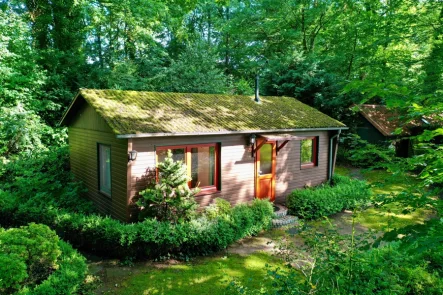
[[137, 150, 199, 223]]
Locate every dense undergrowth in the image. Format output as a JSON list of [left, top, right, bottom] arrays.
[[228, 166, 443, 295], [0, 147, 274, 260]]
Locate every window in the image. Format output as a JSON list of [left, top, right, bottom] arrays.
[[98, 144, 111, 196], [156, 144, 219, 194], [300, 137, 318, 168]]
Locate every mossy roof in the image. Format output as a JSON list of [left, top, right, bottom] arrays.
[[62, 89, 346, 136]]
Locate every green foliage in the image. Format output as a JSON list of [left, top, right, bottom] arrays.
[[0, 223, 87, 295], [287, 174, 371, 219], [227, 217, 443, 295], [0, 193, 273, 260], [137, 150, 199, 223], [205, 198, 232, 220], [0, 253, 28, 293], [0, 223, 61, 291], [338, 134, 395, 168], [156, 41, 228, 94], [0, 146, 94, 221]]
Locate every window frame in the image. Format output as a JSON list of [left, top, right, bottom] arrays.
[[300, 136, 318, 169], [155, 143, 220, 195], [98, 143, 112, 197]]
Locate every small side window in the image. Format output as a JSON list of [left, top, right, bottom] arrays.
[[300, 137, 318, 168], [99, 144, 111, 196]]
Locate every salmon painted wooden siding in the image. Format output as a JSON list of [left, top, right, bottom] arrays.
[[275, 131, 329, 204], [68, 103, 128, 221], [128, 134, 255, 219], [129, 131, 332, 217]]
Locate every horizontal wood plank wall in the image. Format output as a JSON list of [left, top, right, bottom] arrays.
[[69, 102, 128, 221], [129, 134, 255, 215], [275, 131, 329, 204]]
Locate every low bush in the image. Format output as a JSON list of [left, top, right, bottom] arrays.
[[1, 198, 274, 260], [287, 174, 371, 219], [0, 224, 87, 295], [204, 198, 232, 220]]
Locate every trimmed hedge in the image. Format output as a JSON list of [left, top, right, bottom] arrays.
[[287, 174, 371, 219], [0, 197, 274, 260]]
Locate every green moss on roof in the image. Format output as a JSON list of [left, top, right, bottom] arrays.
[[67, 89, 346, 135]]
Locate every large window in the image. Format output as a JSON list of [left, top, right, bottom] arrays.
[[156, 144, 219, 193], [98, 144, 111, 196], [300, 137, 318, 168]]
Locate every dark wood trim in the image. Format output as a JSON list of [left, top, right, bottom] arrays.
[[300, 136, 318, 169], [252, 140, 266, 155]]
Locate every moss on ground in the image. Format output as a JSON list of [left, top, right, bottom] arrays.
[[325, 167, 433, 231], [108, 252, 284, 295]]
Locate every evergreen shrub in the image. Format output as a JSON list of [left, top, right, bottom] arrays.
[[0, 224, 87, 295], [287, 174, 371, 219]]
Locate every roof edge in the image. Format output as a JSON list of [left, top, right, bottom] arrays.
[[358, 110, 392, 137], [116, 127, 349, 139], [58, 90, 82, 127]]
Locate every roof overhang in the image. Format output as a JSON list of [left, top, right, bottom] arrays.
[[115, 127, 348, 139], [59, 91, 82, 126], [258, 133, 308, 141]]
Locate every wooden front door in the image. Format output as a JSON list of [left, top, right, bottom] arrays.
[[255, 140, 276, 201]]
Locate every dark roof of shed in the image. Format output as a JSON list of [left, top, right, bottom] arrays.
[[357, 104, 409, 136], [357, 104, 442, 137], [60, 89, 346, 136]]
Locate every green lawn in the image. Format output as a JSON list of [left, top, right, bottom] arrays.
[[334, 167, 433, 231], [109, 253, 284, 295]]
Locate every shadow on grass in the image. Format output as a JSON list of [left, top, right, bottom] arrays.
[[95, 252, 285, 295]]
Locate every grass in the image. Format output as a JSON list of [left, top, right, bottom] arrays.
[[333, 167, 433, 231], [111, 252, 285, 295]]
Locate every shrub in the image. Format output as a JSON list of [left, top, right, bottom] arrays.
[[23, 240, 88, 295], [0, 146, 95, 216], [136, 150, 198, 223], [0, 223, 61, 288], [0, 224, 87, 295], [1, 198, 274, 260], [287, 174, 371, 219], [204, 198, 232, 220], [337, 134, 394, 168]]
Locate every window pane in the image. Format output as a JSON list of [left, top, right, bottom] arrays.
[[301, 139, 313, 164], [190, 146, 215, 188], [259, 143, 272, 175], [99, 145, 111, 195], [157, 148, 185, 163]]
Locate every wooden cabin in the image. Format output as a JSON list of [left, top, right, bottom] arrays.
[[60, 89, 347, 222]]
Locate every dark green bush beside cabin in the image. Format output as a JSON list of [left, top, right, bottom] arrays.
[[287, 174, 371, 219], [60, 89, 347, 222]]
